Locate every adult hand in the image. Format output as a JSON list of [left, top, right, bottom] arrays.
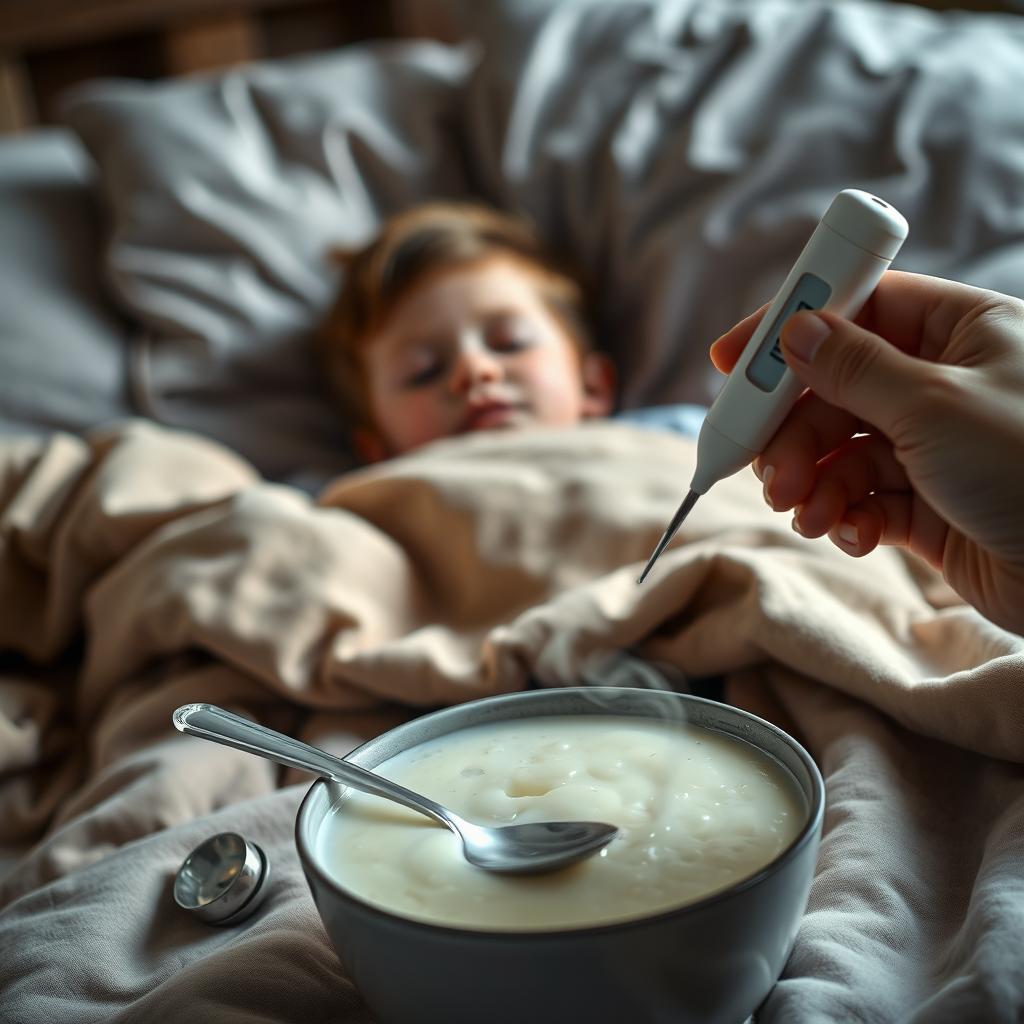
[[709, 271, 1024, 635]]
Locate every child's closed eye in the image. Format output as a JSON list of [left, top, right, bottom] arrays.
[[486, 316, 537, 352], [405, 361, 444, 387], [400, 348, 446, 388]]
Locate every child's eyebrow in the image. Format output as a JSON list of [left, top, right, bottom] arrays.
[[480, 308, 523, 324], [383, 305, 532, 356], [386, 329, 448, 355], [403, 312, 507, 339]]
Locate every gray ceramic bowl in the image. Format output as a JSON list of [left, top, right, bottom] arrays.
[[296, 686, 824, 1024]]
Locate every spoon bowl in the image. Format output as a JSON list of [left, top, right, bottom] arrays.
[[172, 703, 618, 874]]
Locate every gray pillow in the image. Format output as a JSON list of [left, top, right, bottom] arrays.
[[0, 129, 134, 439], [58, 4, 1024, 463], [61, 42, 479, 484], [451, 0, 1024, 409]]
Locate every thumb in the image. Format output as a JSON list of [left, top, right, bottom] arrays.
[[780, 309, 927, 434]]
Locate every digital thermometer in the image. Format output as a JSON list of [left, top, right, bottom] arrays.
[[638, 189, 909, 583]]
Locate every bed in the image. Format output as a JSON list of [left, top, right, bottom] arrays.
[[2, 1, 1024, 1021]]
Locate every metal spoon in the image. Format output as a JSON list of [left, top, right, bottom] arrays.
[[172, 703, 618, 875]]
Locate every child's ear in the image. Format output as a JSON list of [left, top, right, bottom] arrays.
[[580, 352, 617, 418], [353, 428, 389, 464]]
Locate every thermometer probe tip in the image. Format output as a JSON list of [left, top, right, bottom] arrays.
[[637, 490, 700, 584]]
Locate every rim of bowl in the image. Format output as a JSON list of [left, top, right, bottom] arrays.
[[295, 686, 825, 940]]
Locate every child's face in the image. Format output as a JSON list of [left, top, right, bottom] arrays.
[[355, 255, 615, 461]]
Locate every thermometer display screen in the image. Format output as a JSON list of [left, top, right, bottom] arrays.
[[745, 272, 832, 392]]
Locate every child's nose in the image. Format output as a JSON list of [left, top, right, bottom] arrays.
[[449, 345, 501, 393]]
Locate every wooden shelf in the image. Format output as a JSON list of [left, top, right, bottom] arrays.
[[0, 0, 297, 52], [0, 0, 395, 133]]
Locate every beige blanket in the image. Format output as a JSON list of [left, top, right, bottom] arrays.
[[1, 419, 1022, 1023]]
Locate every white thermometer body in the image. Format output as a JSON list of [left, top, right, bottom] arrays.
[[638, 189, 909, 583]]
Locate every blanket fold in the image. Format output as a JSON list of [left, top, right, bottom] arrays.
[[1, 420, 1021, 1023]]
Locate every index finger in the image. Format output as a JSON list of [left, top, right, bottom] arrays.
[[816, 270, 1005, 362], [848, 270, 964, 361]]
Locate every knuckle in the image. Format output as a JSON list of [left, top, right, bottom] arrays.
[[883, 363, 961, 446], [970, 294, 1024, 337], [917, 362, 965, 406]]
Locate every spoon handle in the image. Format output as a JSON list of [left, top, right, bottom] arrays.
[[172, 703, 457, 830]]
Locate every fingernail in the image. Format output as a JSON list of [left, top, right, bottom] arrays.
[[761, 464, 775, 506], [837, 522, 859, 547], [782, 313, 830, 364], [791, 516, 806, 537]]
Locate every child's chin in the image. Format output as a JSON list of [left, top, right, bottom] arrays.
[[473, 420, 520, 433]]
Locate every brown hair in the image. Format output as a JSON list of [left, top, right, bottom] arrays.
[[318, 201, 591, 432]]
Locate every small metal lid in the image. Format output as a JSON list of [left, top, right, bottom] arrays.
[[173, 832, 271, 925]]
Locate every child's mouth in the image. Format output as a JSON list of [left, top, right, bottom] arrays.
[[462, 402, 522, 432]]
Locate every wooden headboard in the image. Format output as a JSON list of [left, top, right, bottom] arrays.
[[1, 0, 1018, 135], [0, 0, 400, 133]]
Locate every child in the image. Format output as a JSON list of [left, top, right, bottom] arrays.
[[318, 202, 617, 463]]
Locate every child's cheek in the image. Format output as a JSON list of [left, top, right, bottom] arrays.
[[532, 359, 585, 422], [402, 395, 453, 447]]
